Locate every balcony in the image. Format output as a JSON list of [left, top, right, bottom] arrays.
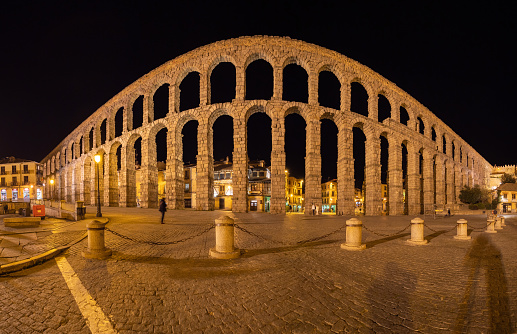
[[11, 182, 18, 186], [0, 182, 6, 187]]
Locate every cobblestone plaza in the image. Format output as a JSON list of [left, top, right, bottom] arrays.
[[1, 208, 516, 333]]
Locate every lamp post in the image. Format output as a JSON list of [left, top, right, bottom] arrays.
[[95, 154, 102, 217]]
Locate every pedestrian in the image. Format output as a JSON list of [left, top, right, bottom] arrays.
[[315, 205, 319, 216], [447, 208, 451, 216], [312, 203, 315, 215], [159, 198, 167, 224]]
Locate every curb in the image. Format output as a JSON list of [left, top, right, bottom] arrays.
[[0, 231, 88, 275]]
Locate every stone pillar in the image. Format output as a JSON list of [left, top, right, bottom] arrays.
[[435, 156, 446, 209], [232, 116, 248, 212], [107, 114, 115, 142], [143, 94, 152, 125], [368, 94, 378, 121], [119, 147, 128, 207], [340, 82, 351, 112], [273, 66, 283, 100], [169, 84, 179, 114], [337, 126, 355, 215], [270, 114, 286, 214], [103, 154, 110, 207], [167, 130, 184, 209], [423, 151, 434, 214], [308, 71, 318, 106], [89, 161, 96, 206], [407, 145, 420, 215], [83, 131, 90, 153], [199, 71, 208, 106], [108, 150, 119, 207], [454, 219, 471, 240], [140, 137, 158, 208], [235, 66, 245, 101], [446, 160, 455, 207], [407, 217, 428, 245], [196, 121, 214, 210], [340, 218, 366, 250], [305, 118, 322, 215], [365, 136, 381, 215], [125, 144, 137, 207], [388, 138, 404, 215], [123, 102, 132, 132], [455, 165, 462, 205]]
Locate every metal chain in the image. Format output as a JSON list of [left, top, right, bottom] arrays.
[[361, 223, 411, 237], [234, 224, 290, 245], [423, 223, 457, 233], [467, 221, 490, 230], [105, 224, 214, 246], [234, 223, 347, 246]]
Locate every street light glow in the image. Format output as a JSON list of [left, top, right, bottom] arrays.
[[95, 154, 101, 163]]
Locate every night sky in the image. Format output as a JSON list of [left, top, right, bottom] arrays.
[[1, 2, 515, 182]]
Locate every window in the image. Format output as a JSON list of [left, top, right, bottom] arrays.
[[259, 171, 265, 177], [36, 188, 42, 200], [0, 189, 6, 201], [185, 183, 190, 192], [12, 165, 16, 174], [23, 188, 30, 199], [12, 189, 18, 201], [513, 194, 516, 200], [219, 185, 225, 194], [184, 170, 189, 179], [24, 176, 29, 184], [504, 193, 508, 199], [1, 167, 5, 175], [213, 173, 219, 180], [12, 177, 17, 185], [0, 177, 4, 186], [226, 172, 231, 179], [23, 165, 29, 173], [253, 172, 258, 177]]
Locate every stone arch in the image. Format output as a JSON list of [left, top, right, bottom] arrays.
[[108, 141, 123, 206]]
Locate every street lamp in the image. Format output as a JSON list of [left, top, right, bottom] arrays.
[[95, 154, 102, 217]]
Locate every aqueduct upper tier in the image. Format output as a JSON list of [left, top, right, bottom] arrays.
[[40, 36, 492, 215]]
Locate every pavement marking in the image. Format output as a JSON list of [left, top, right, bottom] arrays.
[[55, 256, 117, 334]]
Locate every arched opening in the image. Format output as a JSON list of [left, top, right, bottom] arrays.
[[282, 64, 308, 103], [108, 143, 121, 207], [132, 95, 144, 129], [245, 59, 273, 100], [351, 82, 368, 117], [212, 115, 234, 210], [153, 84, 169, 120], [402, 142, 408, 215], [100, 119, 107, 145], [285, 112, 306, 213], [321, 119, 338, 214], [353, 126, 366, 214], [210, 62, 236, 104], [89, 128, 94, 151], [71, 143, 75, 161], [431, 127, 437, 142], [79, 136, 83, 156], [125, 136, 141, 207], [380, 135, 389, 214], [442, 135, 447, 154], [182, 120, 198, 165], [452, 142, 456, 160], [115, 107, 123, 138], [318, 71, 340, 110], [179, 72, 200, 112], [213, 115, 234, 162], [246, 111, 272, 213], [378, 94, 391, 122], [417, 117, 425, 135], [400, 106, 410, 125], [182, 120, 198, 209]]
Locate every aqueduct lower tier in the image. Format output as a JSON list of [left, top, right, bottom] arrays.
[[40, 36, 492, 215]]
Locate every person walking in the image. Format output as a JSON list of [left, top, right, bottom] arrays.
[[159, 198, 167, 224], [312, 203, 315, 215]]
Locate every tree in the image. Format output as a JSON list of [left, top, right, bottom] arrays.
[[501, 173, 516, 184], [459, 185, 482, 204]]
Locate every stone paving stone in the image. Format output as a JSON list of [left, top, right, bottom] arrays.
[[1, 208, 517, 333]]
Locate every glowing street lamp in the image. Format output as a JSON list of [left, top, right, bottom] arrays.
[[95, 154, 102, 217]]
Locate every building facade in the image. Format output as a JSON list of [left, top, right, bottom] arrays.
[[0, 157, 43, 203]]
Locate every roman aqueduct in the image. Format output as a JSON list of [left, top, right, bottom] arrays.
[[40, 36, 492, 215]]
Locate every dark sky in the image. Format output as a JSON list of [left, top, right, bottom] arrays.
[[1, 1, 515, 180]]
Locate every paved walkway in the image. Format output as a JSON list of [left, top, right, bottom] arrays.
[[0, 207, 516, 333]]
